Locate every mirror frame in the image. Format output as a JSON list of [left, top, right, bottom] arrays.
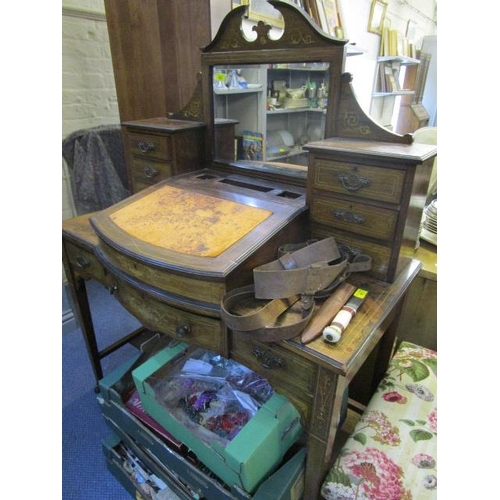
[[171, 1, 413, 180], [200, 1, 347, 174]]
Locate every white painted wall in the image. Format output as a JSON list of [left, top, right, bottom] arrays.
[[62, 0, 120, 221], [342, 0, 437, 114]]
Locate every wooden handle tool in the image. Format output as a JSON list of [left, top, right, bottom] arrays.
[[300, 282, 356, 344]]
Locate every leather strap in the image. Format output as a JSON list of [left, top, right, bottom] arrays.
[[220, 237, 372, 342], [253, 237, 371, 299], [220, 285, 315, 342]]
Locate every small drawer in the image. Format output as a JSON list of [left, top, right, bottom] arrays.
[[131, 157, 172, 185], [127, 132, 172, 161], [231, 333, 316, 397], [310, 195, 399, 242], [106, 270, 225, 353], [230, 334, 314, 423], [64, 241, 105, 282], [311, 159, 405, 204], [310, 223, 392, 281]]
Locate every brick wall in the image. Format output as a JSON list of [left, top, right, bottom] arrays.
[[62, 0, 119, 221]]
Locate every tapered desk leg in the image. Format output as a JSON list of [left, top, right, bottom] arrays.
[[69, 276, 103, 385], [304, 366, 347, 499]]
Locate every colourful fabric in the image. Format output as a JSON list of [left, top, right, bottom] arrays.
[[321, 341, 437, 500]]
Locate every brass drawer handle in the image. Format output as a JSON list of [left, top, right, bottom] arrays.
[[334, 209, 365, 225], [252, 346, 285, 369], [137, 140, 155, 153], [74, 255, 90, 269], [338, 243, 362, 261], [175, 324, 191, 337], [143, 165, 159, 179], [337, 172, 371, 191]]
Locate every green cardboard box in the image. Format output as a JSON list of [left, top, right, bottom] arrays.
[[132, 343, 303, 494]]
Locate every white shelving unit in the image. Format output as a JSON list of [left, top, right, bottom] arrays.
[[369, 55, 420, 130], [213, 63, 330, 164]]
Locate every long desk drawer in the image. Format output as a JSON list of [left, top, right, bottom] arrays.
[[97, 240, 227, 309], [105, 267, 226, 354]]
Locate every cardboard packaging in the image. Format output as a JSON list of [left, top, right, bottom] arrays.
[[132, 343, 303, 494]]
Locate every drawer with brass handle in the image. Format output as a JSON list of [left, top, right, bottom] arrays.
[[310, 194, 399, 242], [231, 333, 317, 396], [127, 132, 172, 161], [310, 159, 405, 204], [230, 334, 315, 423], [104, 268, 225, 354], [64, 241, 106, 282], [131, 157, 173, 186], [311, 223, 392, 281]]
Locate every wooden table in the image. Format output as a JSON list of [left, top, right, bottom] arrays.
[[397, 240, 437, 351], [62, 212, 421, 499]]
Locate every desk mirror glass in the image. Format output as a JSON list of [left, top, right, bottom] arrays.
[[213, 62, 330, 167]]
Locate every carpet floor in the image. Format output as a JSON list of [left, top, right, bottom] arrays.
[[62, 280, 142, 499]]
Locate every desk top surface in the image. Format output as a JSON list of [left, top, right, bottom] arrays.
[[284, 258, 422, 376], [63, 209, 421, 378]]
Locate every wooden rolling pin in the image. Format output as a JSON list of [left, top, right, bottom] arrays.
[[300, 282, 356, 344]]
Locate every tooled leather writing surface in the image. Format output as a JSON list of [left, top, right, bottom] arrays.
[[109, 184, 272, 257]]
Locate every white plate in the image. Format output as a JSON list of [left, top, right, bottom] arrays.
[[420, 227, 437, 246]]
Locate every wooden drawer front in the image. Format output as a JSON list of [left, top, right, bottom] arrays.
[[231, 334, 314, 423], [310, 195, 398, 242], [99, 241, 226, 308], [311, 224, 392, 281], [131, 157, 172, 185], [128, 132, 172, 161], [311, 159, 405, 204], [231, 333, 316, 397], [108, 271, 225, 353], [64, 241, 105, 282]]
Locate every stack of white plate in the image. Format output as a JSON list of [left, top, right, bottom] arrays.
[[420, 199, 437, 245]]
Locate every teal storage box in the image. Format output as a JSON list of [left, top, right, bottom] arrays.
[[132, 343, 303, 494]]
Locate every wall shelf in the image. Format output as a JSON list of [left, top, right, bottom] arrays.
[[373, 90, 415, 97]]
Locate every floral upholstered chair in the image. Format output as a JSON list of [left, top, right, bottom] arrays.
[[321, 341, 437, 500]]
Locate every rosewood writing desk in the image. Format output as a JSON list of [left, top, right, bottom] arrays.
[[62, 210, 421, 500]]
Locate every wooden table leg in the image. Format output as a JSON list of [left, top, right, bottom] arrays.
[[371, 299, 404, 394], [68, 276, 103, 385], [304, 366, 347, 499]]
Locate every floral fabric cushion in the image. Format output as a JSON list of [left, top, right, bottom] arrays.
[[321, 341, 437, 500]]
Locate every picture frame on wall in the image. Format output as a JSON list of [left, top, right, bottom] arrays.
[[322, 0, 345, 38], [368, 0, 388, 35], [246, 0, 284, 29]]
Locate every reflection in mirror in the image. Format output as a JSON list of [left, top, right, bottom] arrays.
[[213, 62, 330, 168]]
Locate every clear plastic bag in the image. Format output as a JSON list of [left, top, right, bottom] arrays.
[[152, 349, 274, 446]]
